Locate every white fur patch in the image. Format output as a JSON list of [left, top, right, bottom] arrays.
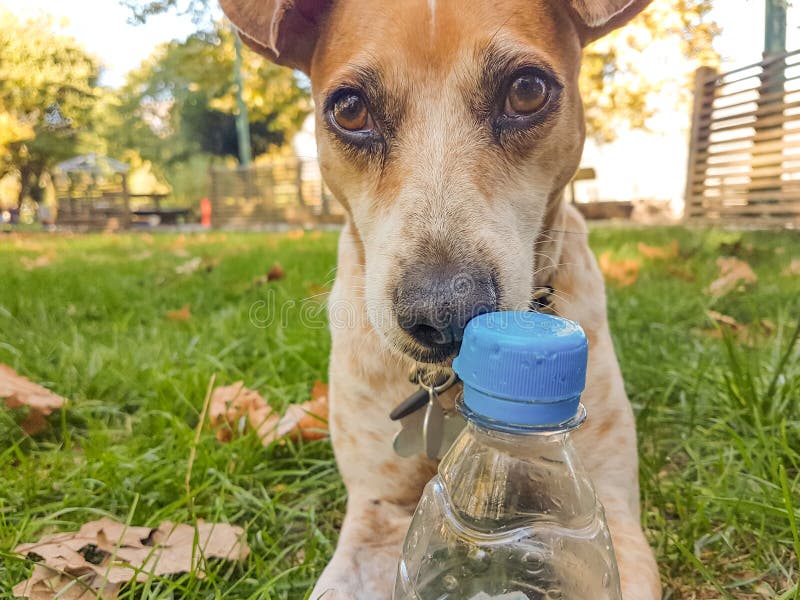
[[427, 0, 436, 37]]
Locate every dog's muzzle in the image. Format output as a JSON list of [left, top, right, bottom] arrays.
[[393, 263, 499, 354]]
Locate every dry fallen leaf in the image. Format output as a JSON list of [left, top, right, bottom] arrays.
[[254, 262, 286, 285], [202, 256, 221, 272], [166, 304, 192, 322], [175, 257, 202, 275], [637, 240, 679, 260], [20, 253, 54, 271], [708, 257, 758, 298], [13, 518, 249, 599], [667, 265, 696, 282], [267, 262, 285, 281], [209, 381, 276, 443], [703, 311, 776, 344], [131, 250, 153, 261], [287, 229, 305, 240], [1, 364, 65, 435], [170, 235, 187, 250], [599, 251, 641, 287], [782, 259, 800, 277], [306, 282, 330, 300], [209, 381, 329, 446], [260, 381, 329, 445], [706, 310, 744, 332]]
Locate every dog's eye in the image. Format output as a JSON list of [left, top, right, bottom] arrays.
[[332, 93, 371, 131], [504, 74, 549, 116]]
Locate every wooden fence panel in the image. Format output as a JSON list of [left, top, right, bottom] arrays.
[[208, 158, 344, 228], [685, 49, 800, 227]]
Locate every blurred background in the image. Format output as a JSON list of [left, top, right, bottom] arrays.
[[0, 0, 798, 229]]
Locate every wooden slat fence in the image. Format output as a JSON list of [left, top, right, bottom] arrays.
[[685, 49, 800, 226], [209, 157, 344, 228]]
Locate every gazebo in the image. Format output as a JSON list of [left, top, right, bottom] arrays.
[[54, 154, 131, 230]]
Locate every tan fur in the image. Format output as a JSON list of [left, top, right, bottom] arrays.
[[221, 0, 660, 597]]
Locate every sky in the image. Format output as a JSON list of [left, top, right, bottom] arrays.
[[0, 0, 208, 87], [2, 0, 798, 89]]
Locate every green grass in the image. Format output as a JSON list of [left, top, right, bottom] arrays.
[[0, 226, 798, 599]]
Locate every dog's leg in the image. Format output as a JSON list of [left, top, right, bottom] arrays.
[[311, 370, 436, 600]]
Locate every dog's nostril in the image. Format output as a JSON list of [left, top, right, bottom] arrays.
[[408, 322, 452, 346]]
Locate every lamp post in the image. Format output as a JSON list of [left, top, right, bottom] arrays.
[[233, 28, 252, 167], [764, 0, 787, 57]]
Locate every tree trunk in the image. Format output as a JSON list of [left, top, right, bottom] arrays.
[[16, 169, 30, 210]]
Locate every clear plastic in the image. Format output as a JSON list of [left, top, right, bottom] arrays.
[[394, 411, 622, 600]]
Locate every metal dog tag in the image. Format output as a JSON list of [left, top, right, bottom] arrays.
[[393, 408, 466, 460], [392, 368, 465, 459], [423, 386, 444, 459], [393, 409, 426, 457]]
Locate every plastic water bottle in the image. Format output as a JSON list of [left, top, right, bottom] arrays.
[[394, 311, 622, 600]]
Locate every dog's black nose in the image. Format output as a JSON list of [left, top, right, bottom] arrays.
[[395, 264, 499, 350]]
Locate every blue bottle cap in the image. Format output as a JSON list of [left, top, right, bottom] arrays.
[[452, 312, 588, 427]]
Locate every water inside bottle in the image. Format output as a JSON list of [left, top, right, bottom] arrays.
[[396, 477, 619, 600]]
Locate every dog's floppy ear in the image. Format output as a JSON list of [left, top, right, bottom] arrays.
[[567, 0, 652, 45], [220, 0, 332, 72]]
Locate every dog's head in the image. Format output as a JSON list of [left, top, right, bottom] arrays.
[[223, 0, 650, 363]]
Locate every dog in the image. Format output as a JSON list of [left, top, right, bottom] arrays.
[[220, 0, 661, 597]]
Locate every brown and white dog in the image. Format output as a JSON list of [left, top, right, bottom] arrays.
[[220, 0, 661, 597]]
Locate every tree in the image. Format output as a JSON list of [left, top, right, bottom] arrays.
[[111, 26, 310, 168], [0, 11, 100, 208], [580, 0, 720, 142], [122, 0, 719, 145]]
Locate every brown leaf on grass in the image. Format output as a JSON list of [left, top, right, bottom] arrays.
[[175, 256, 220, 275], [306, 282, 330, 300], [131, 250, 153, 261], [267, 262, 285, 281], [20, 253, 55, 270], [667, 265, 696, 282], [708, 257, 757, 298], [782, 259, 800, 277], [13, 518, 249, 599], [703, 311, 777, 345], [286, 229, 305, 240], [254, 262, 285, 285], [706, 310, 744, 331], [170, 234, 187, 250], [209, 382, 276, 443], [259, 381, 329, 445], [209, 381, 329, 446], [166, 304, 191, 322], [1, 364, 65, 435], [637, 240, 679, 260], [175, 257, 202, 275], [202, 256, 221, 272], [598, 251, 641, 287]]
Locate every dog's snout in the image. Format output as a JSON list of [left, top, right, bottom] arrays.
[[395, 264, 498, 350]]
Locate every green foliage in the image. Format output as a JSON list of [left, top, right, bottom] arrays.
[[0, 10, 100, 207], [120, 0, 216, 28], [106, 26, 311, 200], [0, 227, 799, 597], [580, 0, 720, 142]]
